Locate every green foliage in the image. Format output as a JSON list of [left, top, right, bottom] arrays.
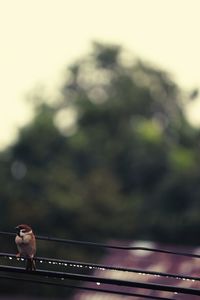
[[0, 42, 200, 296]]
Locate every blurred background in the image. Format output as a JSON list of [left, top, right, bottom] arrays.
[[1, 0, 200, 298]]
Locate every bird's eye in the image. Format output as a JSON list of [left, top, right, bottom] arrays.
[[21, 229, 26, 233]]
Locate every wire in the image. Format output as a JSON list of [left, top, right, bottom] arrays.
[[1, 252, 200, 283], [0, 275, 174, 300], [0, 265, 200, 296], [0, 231, 199, 258]]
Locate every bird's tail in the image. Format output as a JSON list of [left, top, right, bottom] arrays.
[[26, 258, 36, 271]]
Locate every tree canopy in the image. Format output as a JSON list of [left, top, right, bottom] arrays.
[[0, 42, 200, 296], [1, 42, 200, 242]]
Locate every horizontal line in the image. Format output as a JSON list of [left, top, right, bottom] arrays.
[[1, 252, 200, 283], [0, 265, 200, 296], [0, 231, 199, 258], [0, 275, 173, 300]]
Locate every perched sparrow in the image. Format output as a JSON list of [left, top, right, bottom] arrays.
[[15, 224, 36, 271]]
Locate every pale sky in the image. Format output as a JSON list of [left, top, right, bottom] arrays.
[[1, 0, 200, 150]]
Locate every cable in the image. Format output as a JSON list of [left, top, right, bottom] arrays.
[[0, 231, 199, 258], [0, 275, 173, 300], [0, 265, 200, 296], [1, 252, 200, 283]]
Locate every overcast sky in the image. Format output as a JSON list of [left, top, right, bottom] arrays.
[[1, 0, 200, 149]]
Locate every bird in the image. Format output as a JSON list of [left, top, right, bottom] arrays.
[[15, 224, 36, 271]]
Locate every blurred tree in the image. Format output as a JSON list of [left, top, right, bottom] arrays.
[[1, 41, 200, 242], [0, 41, 200, 297]]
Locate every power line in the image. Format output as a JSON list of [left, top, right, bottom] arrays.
[[0, 275, 174, 300], [1, 252, 200, 283], [0, 230, 199, 258], [0, 265, 200, 296]]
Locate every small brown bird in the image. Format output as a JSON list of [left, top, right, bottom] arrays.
[[15, 224, 36, 271]]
